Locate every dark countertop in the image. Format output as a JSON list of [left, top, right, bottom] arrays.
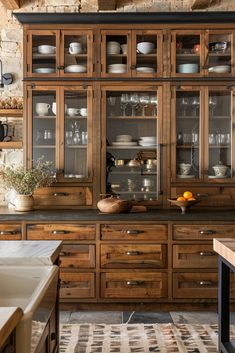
[[0, 207, 234, 222]]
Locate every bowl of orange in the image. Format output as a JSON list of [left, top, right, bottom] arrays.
[[168, 191, 200, 214]]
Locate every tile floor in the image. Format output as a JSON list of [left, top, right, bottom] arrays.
[[60, 310, 235, 325]]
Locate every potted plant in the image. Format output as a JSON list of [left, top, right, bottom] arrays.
[[0, 158, 54, 211]]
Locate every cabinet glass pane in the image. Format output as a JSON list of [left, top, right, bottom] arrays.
[[32, 35, 56, 74], [208, 90, 232, 179], [136, 34, 157, 74], [106, 35, 128, 74], [32, 91, 56, 169], [176, 35, 200, 74], [64, 90, 88, 178], [208, 33, 232, 74], [64, 34, 87, 74], [106, 90, 159, 201], [176, 91, 200, 179]]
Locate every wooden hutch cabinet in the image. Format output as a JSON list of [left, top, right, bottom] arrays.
[[12, 12, 235, 310]]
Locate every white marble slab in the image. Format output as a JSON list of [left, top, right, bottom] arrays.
[[0, 241, 62, 265]]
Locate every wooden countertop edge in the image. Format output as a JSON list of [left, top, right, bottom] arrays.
[[0, 307, 23, 348], [213, 238, 235, 267]]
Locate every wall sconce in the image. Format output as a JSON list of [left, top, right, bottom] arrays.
[[0, 60, 13, 88]]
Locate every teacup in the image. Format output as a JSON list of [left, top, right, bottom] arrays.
[[178, 163, 192, 176], [121, 44, 127, 55], [80, 108, 87, 116], [67, 108, 80, 116], [69, 42, 82, 55], [212, 164, 228, 177], [36, 103, 50, 116], [52, 102, 67, 115]]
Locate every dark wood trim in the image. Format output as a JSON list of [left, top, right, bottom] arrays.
[[13, 12, 235, 25]]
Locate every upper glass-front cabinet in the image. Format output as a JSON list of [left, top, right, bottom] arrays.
[[102, 86, 162, 204], [27, 30, 94, 77], [172, 86, 235, 183], [27, 85, 93, 182], [101, 30, 163, 77]]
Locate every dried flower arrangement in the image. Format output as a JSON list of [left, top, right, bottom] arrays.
[[0, 97, 23, 110]]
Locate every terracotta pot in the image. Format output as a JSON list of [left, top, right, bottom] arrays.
[[14, 194, 34, 212]]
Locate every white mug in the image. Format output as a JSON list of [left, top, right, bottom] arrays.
[[36, 103, 50, 116], [69, 42, 82, 55], [52, 102, 56, 115], [79, 108, 87, 116], [67, 108, 80, 116]]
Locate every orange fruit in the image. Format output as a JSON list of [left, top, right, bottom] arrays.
[[177, 196, 185, 201], [183, 191, 193, 200], [188, 197, 196, 201]]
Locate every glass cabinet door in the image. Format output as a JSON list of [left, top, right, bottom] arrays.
[[62, 87, 92, 181], [173, 88, 201, 181], [206, 88, 233, 180], [61, 30, 94, 77], [29, 30, 59, 77], [172, 30, 203, 76], [132, 30, 162, 77], [31, 88, 58, 170], [102, 86, 162, 203], [101, 30, 131, 77], [205, 31, 233, 76]]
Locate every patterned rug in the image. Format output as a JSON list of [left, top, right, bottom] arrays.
[[59, 323, 235, 353]]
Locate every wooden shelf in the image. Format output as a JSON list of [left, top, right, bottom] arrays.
[[176, 145, 199, 148], [33, 115, 56, 119], [107, 116, 156, 120], [0, 141, 23, 149], [65, 145, 87, 148], [107, 146, 158, 150], [0, 109, 23, 117], [65, 115, 87, 119], [33, 145, 55, 148], [113, 191, 158, 194]]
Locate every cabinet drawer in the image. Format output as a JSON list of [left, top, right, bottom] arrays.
[[0, 224, 21, 240], [101, 244, 167, 268], [33, 186, 92, 208], [60, 272, 95, 299], [101, 272, 167, 299], [173, 273, 218, 298], [173, 225, 234, 240], [173, 245, 217, 268], [60, 244, 95, 269], [101, 225, 167, 241], [27, 224, 95, 240]]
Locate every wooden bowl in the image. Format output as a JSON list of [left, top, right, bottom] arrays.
[[168, 198, 200, 214]]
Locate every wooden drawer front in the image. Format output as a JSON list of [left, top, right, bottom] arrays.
[[173, 245, 217, 268], [27, 224, 95, 240], [173, 225, 234, 240], [0, 224, 21, 240], [173, 273, 218, 298], [101, 225, 167, 241], [60, 272, 95, 299], [60, 244, 95, 269], [101, 244, 167, 268], [101, 272, 167, 299], [33, 186, 92, 207]]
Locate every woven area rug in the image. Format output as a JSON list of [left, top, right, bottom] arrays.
[[59, 323, 235, 353]]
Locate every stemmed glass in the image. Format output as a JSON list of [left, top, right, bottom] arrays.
[[191, 96, 200, 116], [120, 93, 129, 116], [129, 93, 139, 116], [150, 95, 158, 116], [139, 95, 150, 116], [180, 97, 190, 116], [107, 96, 116, 116], [209, 96, 217, 116]]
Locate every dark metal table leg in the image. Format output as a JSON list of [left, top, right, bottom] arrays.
[[218, 257, 230, 352]]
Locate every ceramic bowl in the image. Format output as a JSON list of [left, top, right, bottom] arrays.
[[209, 41, 228, 52], [37, 45, 56, 54], [212, 164, 228, 177], [65, 65, 87, 73], [208, 65, 230, 73], [178, 163, 192, 176], [177, 63, 199, 74], [34, 68, 55, 74], [137, 42, 154, 54]]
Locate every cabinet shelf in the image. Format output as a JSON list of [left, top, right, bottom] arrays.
[[176, 145, 199, 148], [0, 141, 23, 149], [34, 115, 56, 119], [65, 53, 87, 57], [33, 53, 56, 59], [65, 115, 87, 119], [110, 170, 157, 175], [113, 191, 158, 194], [33, 145, 55, 148], [0, 109, 23, 117], [107, 116, 156, 120], [107, 146, 158, 150], [65, 145, 87, 148], [209, 145, 230, 148]]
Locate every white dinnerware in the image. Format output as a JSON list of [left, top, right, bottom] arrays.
[[137, 41, 154, 55], [107, 41, 121, 55], [34, 68, 56, 74], [67, 108, 80, 116], [116, 134, 132, 142], [79, 108, 87, 116], [35, 103, 50, 116], [65, 65, 87, 73], [69, 42, 82, 55], [208, 65, 230, 73], [107, 64, 127, 74], [177, 63, 199, 74], [178, 163, 192, 176], [37, 45, 56, 54], [136, 67, 155, 73]]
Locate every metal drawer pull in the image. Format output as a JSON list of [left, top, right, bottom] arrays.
[[126, 251, 142, 256], [0, 230, 16, 235], [53, 192, 69, 196], [126, 230, 143, 235], [197, 280, 214, 286], [199, 251, 215, 256], [51, 230, 68, 235], [199, 230, 215, 235], [126, 280, 144, 286]]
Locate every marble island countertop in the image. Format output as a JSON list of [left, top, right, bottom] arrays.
[[0, 307, 23, 348], [0, 241, 62, 265], [0, 207, 234, 221]]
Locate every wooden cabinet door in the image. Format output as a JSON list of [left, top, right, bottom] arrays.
[[173, 244, 217, 268], [60, 272, 95, 299], [60, 244, 95, 269], [173, 273, 218, 298]]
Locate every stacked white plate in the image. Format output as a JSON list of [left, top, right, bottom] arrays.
[[107, 41, 121, 55], [136, 66, 155, 73], [139, 136, 157, 147], [112, 134, 137, 146], [208, 65, 230, 73], [65, 65, 87, 73], [108, 64, 127, 74], [34, 68, 55, 74], [38, 45, 56, 54]]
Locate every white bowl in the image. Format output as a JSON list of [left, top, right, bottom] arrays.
[[137, 42, 154, 54], [136, 67, 155, 73], [37, 45, 56, 54], [177, 63, 199, 74], [140, 136, 156, 141], [34, 67, 55, 74], [208, 65, 230, 73], [116, 134, 132, 142], [65, 65, 87, 73]]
